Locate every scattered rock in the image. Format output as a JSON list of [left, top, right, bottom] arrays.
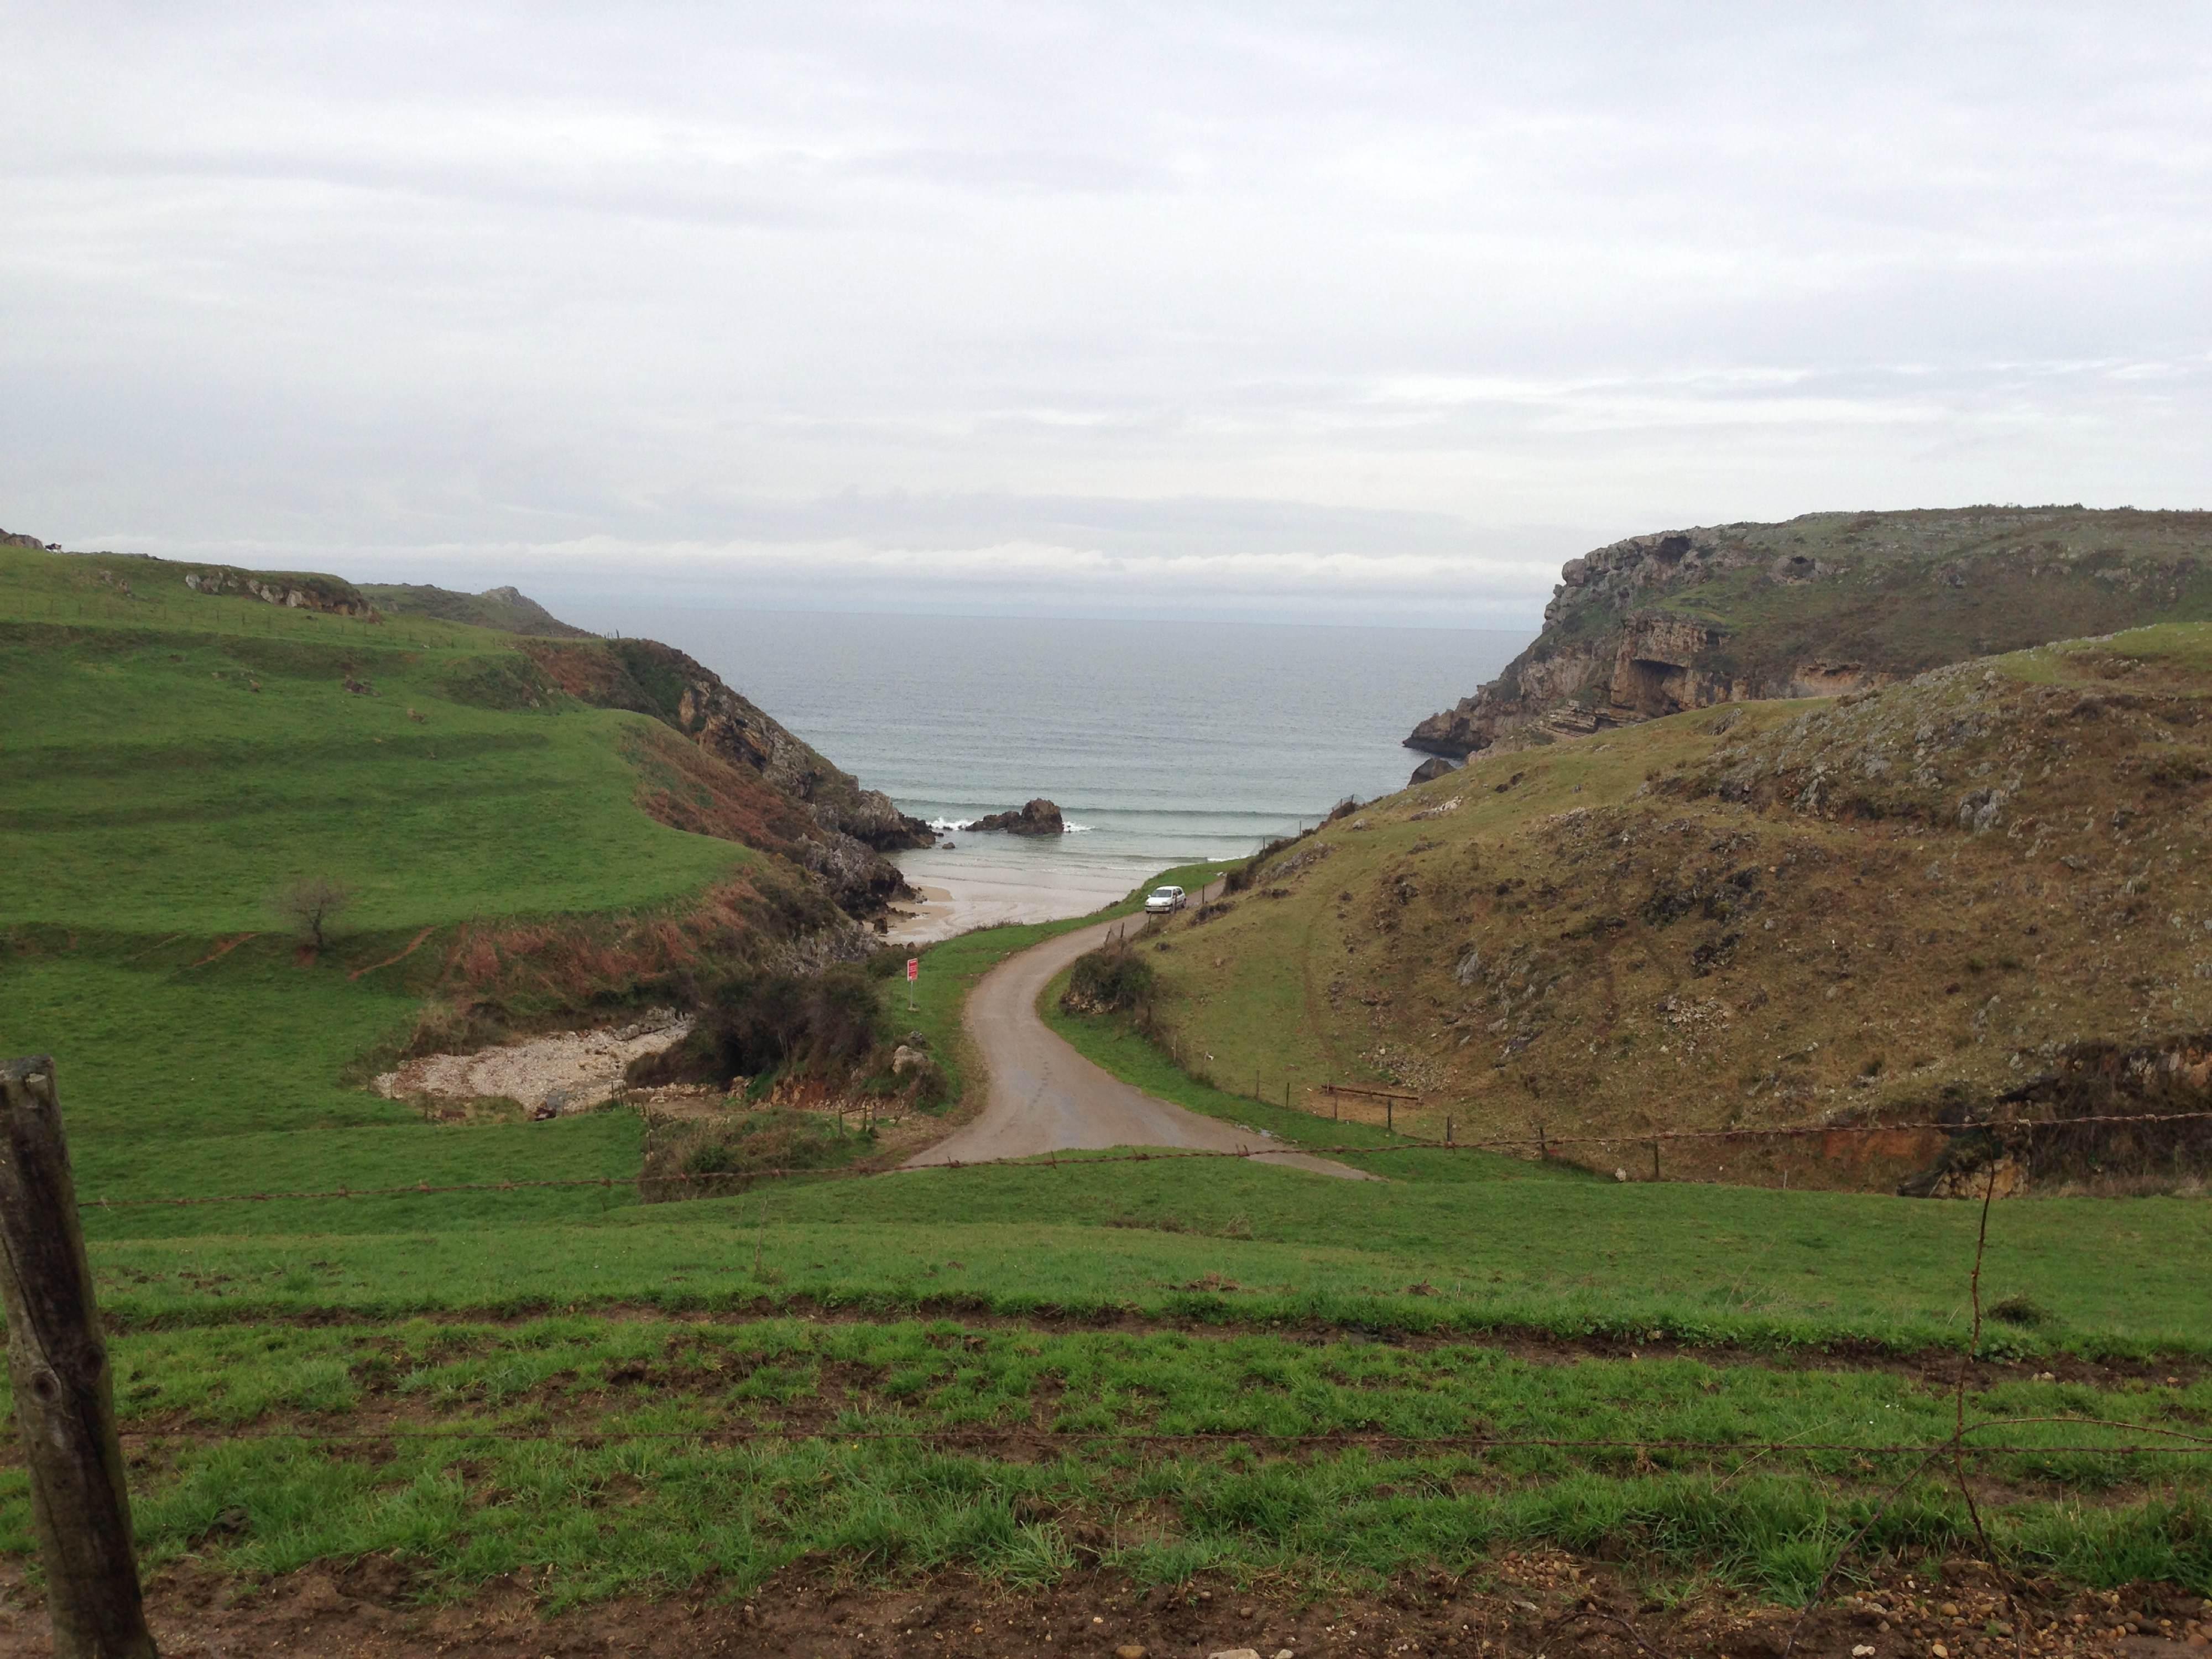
[[891, 1045, 926, 1075], [1408, 755, 1458, 786]]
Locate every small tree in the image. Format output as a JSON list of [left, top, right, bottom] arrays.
[[276, 876, 355, 950]]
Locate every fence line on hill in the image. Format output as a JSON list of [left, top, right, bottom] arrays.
[[13, 592, 445, 649], [70, 1106, 2212, 1211]]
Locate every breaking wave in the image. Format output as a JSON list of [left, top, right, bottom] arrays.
[[926, 815, 1092, 834]]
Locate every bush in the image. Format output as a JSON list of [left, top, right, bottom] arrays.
[[629, 963, 886, 1088], [1989, 1295, 2053, 1328], [1062, 940, 1156, 1017], [274, 874, 355, 949]]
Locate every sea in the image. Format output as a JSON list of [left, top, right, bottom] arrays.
[[580, 608, 1529, 934]]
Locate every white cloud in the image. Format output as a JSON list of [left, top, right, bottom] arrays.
[[1, 1, 2206, 623]]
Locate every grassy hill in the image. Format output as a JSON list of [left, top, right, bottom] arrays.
[[0, 542, 889, 1222], [1122, 623, 2212, 1194], [1409, 505, 2212, 757], [0, 540, 2206, 1639], [357, 580, 597, 638]]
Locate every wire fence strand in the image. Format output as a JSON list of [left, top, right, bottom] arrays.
[[76, 1108, 2212, 1210]]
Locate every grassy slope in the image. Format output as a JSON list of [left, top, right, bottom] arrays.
[[1115, 624, 2212, 1185], [6, 1314, 2200, 1604], [0, 546, 758, 1223]]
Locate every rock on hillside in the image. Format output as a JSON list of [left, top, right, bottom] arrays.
[[1408, 506, 2212, 759], [1152, 624, 2212, 1192], [182, 567, 379, 617], [359, 581, 596, 638]]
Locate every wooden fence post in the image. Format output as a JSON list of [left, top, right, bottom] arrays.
[[0, 1057, 158, 1659]]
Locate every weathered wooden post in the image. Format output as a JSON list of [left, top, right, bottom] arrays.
[[0, 1057, 159, 1659]]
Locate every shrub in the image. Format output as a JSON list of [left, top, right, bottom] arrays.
[[629, 962, 887, 1088], [1989, 1295, 2053, 1328], [274, 875, 355, 949], [1063, 940, 1156, 1018]]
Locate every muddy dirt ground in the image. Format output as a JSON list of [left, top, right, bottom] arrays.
[[1, 1552, 2204, 1658]]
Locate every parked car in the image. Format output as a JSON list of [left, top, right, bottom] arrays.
[[1144, 885, 1187, 914]]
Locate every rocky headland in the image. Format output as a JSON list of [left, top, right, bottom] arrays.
[[1408, 505, 2212, 759], [361, 580, 597, 638]]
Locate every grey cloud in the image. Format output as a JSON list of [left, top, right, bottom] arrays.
[[1, 1, 2206, 623]]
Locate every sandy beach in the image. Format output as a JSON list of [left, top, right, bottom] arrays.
[[883, 838, 1167, 942]]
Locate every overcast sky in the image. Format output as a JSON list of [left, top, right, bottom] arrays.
[[4, 2, 2207, 625]]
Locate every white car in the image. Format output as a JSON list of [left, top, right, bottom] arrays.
[[1144, 885, 1188, 914]]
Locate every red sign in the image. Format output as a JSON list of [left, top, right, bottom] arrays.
[[906, 957, 919, 982]]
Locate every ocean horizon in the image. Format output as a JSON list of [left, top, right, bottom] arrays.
[[578, 606, 1531, 929]]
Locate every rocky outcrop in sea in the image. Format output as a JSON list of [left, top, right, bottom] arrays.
[[968, 799, 1066, 836]]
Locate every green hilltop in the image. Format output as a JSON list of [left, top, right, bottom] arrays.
[[1408, 504, 2212, 757]]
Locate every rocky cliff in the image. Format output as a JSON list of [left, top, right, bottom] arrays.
[[1408, 506, 2212, 758]]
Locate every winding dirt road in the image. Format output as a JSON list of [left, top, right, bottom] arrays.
[[906, 901, 1373, 1180]]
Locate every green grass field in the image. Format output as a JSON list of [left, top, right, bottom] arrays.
[[3, 546, 2209, 1615], [9, 1313, 2202, 1606]]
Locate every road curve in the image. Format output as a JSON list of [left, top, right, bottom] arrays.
[[905, 902, 1374, 1180]]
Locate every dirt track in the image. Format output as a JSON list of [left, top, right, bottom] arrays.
[[906, 901, 1371, 1179]]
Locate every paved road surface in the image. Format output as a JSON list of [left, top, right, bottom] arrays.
[[905, 898, 1373, 1180]]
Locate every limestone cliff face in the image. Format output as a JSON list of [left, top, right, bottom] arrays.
[[665, 669, 932, 853], [1406, 530, 1820, 755], [1407, 507, 2212, 759]]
